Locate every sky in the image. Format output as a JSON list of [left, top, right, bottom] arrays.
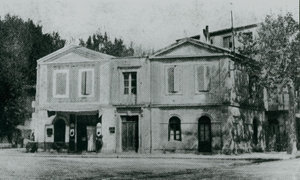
[[0, 0, 299, 50]]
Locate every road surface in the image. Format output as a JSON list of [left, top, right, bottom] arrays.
[[0, 152, 299, 179]]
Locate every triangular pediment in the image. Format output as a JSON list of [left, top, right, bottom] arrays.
[[38, 45, 114, 64], [50, 52, 96, 63], [152, 39, 227, 58]]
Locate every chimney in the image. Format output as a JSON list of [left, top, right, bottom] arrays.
[[202, 25, 210, 43]]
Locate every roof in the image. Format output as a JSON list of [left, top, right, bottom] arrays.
[[37, 45, 114, 64], [152, 38, 235, 57], [209, 23, 259, 36], [176, 23, 259, 42], [150, 38, 260, 68]]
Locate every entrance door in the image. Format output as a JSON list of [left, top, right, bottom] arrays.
[[77, 122, 87, 152], [296, 118, 300, 149], [54, 119, 66, 143], [122, 116, 139, 152], [198, 116, 211, 152], [76, 114, 99, 152]]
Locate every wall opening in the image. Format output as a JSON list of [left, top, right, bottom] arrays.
[[198, 116, 212, 152]]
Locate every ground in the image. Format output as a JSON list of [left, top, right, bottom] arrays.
[[0, 150, 300, 179]]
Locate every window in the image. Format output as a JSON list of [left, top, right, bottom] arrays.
[[243, 32, 253, 40], [167, 66, 181, 93], [249, 76, 257, 98], [123, 72, 137, 95], [223, 35, 233, 49], [252, 118, 258, 145], [168, 117, 181, 141], [53, 69, 69, 98], [79, 69, 94, 96], [196, 65, 210, 92]]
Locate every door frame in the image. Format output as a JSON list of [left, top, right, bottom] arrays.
[[121, 115, 139, 152], [198, 116, 212, 153]]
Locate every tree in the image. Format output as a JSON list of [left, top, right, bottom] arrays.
[[238, 13, 300, 154], [0, 14, 65, 141], [79, 31, 134, 57]]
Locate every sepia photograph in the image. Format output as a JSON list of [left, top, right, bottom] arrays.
[[0, 0, 299, 179]]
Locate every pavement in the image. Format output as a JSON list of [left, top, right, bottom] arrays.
[[1, 149, 300, 179], [0, 148, 298, 161]]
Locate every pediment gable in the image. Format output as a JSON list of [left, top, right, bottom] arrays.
[[152, 39, 228, 58], [50, 52, 96, 63], [38, 45, 114, 64]]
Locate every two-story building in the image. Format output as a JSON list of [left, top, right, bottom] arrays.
[[31, 32, 266, 154], [31, 45, 115, 152], [187, 23, 300, 152], [149, 38, 264, 154]]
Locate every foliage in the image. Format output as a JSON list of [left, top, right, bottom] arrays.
[[238, 13, 299, 92], [0, 14, 65, 141], [238, 13, 300, 153], [79, 31, 134, 57]]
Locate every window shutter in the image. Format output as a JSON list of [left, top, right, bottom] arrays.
[[174, 66, 181, 92], [56, 73, 67, 95], [131, 72, 137, 95], [197, 66, 205, 91], [168, 67, 175, 93], [81, 71, 87, 95], [86, 71, 93, 95], [204, 66, 211, 91]]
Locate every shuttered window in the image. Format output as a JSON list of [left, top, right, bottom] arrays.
[[81, 70, 93, 96], [53, 69, 69, 98], [168, 67, 175, 93], [167, 66, 181, 93], [197, 65, 210, 92], [56, 73, 67, 95]]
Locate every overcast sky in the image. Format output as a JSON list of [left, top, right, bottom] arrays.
[[0, 0, 298, 50]]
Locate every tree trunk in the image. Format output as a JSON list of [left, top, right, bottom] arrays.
[[287, 83, 297, 154]]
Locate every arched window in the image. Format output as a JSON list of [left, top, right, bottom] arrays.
[[168, 116, 181, 141]]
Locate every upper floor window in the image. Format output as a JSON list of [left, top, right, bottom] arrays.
[[123, 72, 137, 95], [167, 65, 182, 94], [168, 116, 181, 141], [223, 35, 233, 49], [79, 69, 94, 97], [196, 65, 211, 92], [53, 69, 69, 98]]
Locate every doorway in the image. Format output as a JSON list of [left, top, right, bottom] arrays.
[[252, 118, 258, 145], [198, 116, 212, 152], [121, 116, 139, 152], [297, 118, 300, 149], [76, 114, 98, 152], [54, 119, 66, 143]]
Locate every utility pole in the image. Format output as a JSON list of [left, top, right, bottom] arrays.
[[230, 2, 235, 53]]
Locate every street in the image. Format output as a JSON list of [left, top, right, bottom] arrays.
[[0, 151, 300, 179]]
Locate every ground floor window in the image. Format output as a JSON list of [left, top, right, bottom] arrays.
[[168, 116, 181, 141]]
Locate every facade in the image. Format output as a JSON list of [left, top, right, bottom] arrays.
[[31, 36, 267, 154], [187, 23, 300, 152]]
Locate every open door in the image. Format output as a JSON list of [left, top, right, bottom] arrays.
[[54, 119, 66, 143], [198, 116, 212, 152]]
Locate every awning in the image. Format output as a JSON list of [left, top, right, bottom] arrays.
[[41, 103, 102, 112]]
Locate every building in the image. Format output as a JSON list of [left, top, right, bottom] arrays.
[[186, 23, 300, 152], [30, 33, 268, 154]]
